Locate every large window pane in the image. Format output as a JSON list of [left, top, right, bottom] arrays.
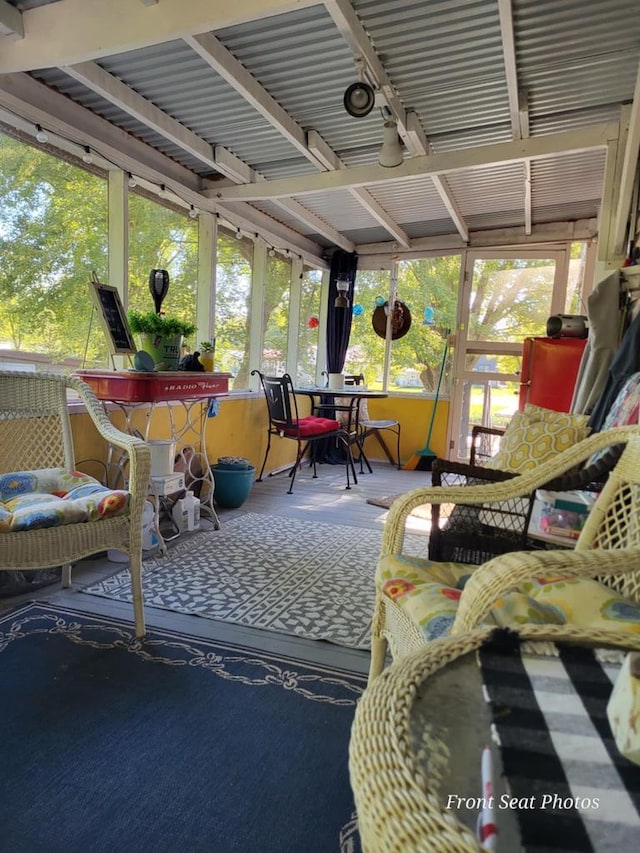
[[127, 193, 198, 343], [260, 255, 291, 375], [0, 132, 108, 365], [296, 266, 322, 384], [344, 270, 389, 388], [216, 231, 253, 390], [390, 256, 460, 393], [467, 258, 555, 342]]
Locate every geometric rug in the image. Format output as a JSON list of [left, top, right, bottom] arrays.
[[81, 513, 429, 651], [0, 601, 365, 852]]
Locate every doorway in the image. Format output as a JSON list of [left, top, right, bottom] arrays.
[[447, 249, 570, 460]]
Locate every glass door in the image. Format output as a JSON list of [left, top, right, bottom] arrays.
[[447, 249, 569, 460]]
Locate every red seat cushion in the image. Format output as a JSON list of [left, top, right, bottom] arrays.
[[281, 415, 341, 438]]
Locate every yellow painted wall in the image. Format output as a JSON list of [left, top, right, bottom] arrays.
[[70, 393, 449, 474], [362, 396, 450, 464]]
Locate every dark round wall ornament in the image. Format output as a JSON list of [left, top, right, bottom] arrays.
[[372, 300, 412, 340]]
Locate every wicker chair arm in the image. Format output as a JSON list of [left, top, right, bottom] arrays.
[[452, 547, 640, 633], [69, 375, 151, 516], [382, 425, 640, 556]]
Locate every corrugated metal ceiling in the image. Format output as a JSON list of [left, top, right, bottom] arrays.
[[5, 0, 639, 256]]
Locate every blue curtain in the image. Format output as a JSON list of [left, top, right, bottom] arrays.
[[326, 250, 358, 372], [315, 250, 358, 464]]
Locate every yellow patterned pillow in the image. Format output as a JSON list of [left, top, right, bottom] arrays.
[[485, 405, 590, 473]]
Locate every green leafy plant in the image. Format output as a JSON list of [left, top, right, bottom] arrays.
[[127, 309, 196, 338], [200, 340, 215, 352]]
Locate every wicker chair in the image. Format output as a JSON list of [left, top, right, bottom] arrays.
[[369, 426, 640, 681], [351, 624, 640, 851], [0, 371, 151, 638], [430, 428, 625, 565]]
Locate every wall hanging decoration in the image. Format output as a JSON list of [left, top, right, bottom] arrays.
[[352, 303, 364, 317], [372, 300, 412, 340], [423, 307, 435, 326], [307, 315, 319, 329]]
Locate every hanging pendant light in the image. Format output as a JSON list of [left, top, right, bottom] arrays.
[[378, 120, 404, 167], [335, 275, 350, 309]]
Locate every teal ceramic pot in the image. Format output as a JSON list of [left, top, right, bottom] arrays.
[[212, 464, 256, 508]]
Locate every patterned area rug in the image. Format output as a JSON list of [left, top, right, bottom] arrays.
[[82, 512, 429, 649], [0, 601, 364, 852]]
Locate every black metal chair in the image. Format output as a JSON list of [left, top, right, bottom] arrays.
[[251, 370, 357, 494]]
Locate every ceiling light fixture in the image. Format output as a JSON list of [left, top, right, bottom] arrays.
[[343, 81, 376, 118], [35, 124, 48, 143], [334, 275, 350, 309], [158, 183, 171, 199], [378, 120, 404, 167], [235, 227, 242, 240], [268, 247, 276, 257], [82, 145, 93, 164], [188, 205, 198, 219], [127, 172, 137, 189]]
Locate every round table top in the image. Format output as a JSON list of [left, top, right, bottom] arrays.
[[294, 385, 388, 399]]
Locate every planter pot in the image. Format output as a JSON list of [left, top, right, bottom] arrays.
[[212, 463, 256, 508], [138, 332, 183, 370], [199, 351, 215, 371]]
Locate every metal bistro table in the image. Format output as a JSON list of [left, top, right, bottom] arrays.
[[293, 385, 388, 473]]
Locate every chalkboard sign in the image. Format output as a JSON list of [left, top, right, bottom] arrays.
[[89, 275, 137, 355]]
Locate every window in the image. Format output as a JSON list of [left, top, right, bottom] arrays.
[[344, 270, 389, 388], [296, 266, 322, 385], [260, 254, 291, 375], [392, 257, 460, 393], [0, 131, 108, 365], [215, 230, 253, 389], [127, 193, 198, 341]]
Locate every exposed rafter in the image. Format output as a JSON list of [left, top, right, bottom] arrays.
[[324, 0, 469, 243], [497, 0, 533, 239], [0, 72, 325, 266], [0, 0, 23, 39], [60, 60, 350, 250], [0, 0, 323, 72], [211, 124, 616, 202], [184, 29, 409, 246]]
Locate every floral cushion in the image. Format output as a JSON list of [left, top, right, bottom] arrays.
[[485, 404, 590, 473], [0, 468, 129, 533], [377, 553, 640, 641]]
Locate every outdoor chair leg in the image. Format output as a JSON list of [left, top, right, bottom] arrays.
[[257, 433, 271, 482]]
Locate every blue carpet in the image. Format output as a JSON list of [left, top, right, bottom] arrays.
[[0, 602, 365, 853]]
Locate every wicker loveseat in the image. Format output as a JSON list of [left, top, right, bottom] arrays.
[[0, 371, 150, 638], [369, 426, 640, 680]]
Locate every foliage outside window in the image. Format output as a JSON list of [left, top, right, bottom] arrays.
[[296, 266, 322, 385], [344, 270, 389, 388], [392, 257, 460, 393], [127, 193, 197, 346], [566, 241, 589, 314], [215, 230, 253, 389], [0, 132, 108, 365], [260, 254, 291, 376]]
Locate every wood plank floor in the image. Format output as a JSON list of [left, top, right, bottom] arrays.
[[1, 461, 432, 676]]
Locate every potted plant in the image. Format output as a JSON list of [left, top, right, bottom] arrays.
[[128, 309, 196, 370], [199, 340, 216, 372]]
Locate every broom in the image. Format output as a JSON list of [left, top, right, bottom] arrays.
[[403, 333, 449, 471]]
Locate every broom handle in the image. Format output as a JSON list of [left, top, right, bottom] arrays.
[[423, 334, 449, 447]]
